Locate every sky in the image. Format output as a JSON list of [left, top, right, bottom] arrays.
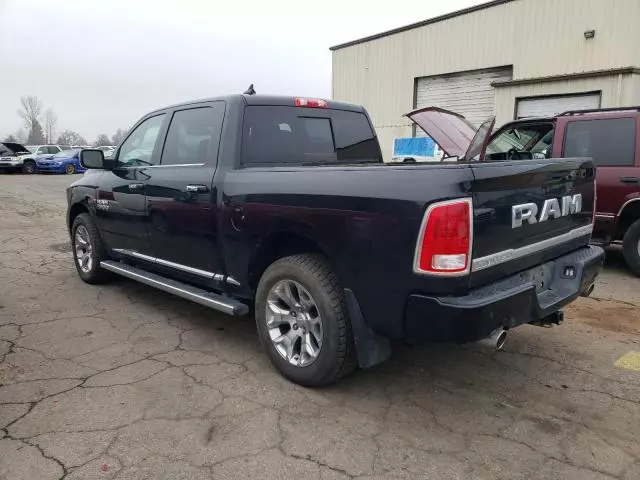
[[0, 0, 483, 142]]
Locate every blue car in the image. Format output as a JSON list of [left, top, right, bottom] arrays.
[[36, 149, 86, 175]]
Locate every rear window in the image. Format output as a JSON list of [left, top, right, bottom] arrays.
[[241, 106, 381, 166], [564, 118, 636, 166]]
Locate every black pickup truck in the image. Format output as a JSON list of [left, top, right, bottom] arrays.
[[67, 94, 604, 386]]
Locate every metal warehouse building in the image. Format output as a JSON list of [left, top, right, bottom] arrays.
[[330, 0, 640, 161]]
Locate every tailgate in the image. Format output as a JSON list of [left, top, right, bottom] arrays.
[[469, 158, 595, 288]]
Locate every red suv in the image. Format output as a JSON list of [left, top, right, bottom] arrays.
[[407, 106, 640, 274]]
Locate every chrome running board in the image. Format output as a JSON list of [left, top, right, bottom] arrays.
[[100, 261, 248, 316]]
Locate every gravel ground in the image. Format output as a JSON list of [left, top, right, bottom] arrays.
[[1, 174, 639, 480]]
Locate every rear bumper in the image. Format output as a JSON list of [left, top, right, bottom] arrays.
[[403, 245, 604, 343]]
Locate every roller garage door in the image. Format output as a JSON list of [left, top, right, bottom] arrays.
[[415, 67, 512, 128], [516, 93, 601, 119]]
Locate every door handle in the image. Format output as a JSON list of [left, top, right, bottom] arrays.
[[184, 184, 209, 193], [620, 177, 640, 184], [128, 183, 144, 191]]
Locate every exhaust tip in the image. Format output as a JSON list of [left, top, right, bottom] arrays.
[[477, 327, 507, 351]]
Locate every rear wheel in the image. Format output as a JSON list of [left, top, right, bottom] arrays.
[[71, 213, 112, 284], [22, 160, 36, 174], [623, 219, 640, 276], [255, 254, 356, 386], [65, 164, 76, 175]]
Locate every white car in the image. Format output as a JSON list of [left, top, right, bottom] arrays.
[[0, 143, 65, 174], [0, 142, 31, 173], [14, 145, 65, 174]]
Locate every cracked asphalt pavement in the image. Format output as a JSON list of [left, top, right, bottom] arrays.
[[1, 174, 640, 480]]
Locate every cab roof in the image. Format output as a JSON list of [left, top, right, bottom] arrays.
[[148, 94, 365, 115]]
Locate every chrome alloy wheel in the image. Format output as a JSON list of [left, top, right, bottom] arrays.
[[265, 279, 323, 367], [74, 225, 93, 273]]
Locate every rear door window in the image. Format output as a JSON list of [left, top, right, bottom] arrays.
[[241, 106, 381, 166], [563, 118, 636, 166], [160, 103, 225, 166]]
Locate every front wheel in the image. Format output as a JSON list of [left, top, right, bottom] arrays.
[[65, 164, 76, 175], [22, 160, 36, 174], [255, 254, 356, 387], [622, 219, 640, 276], [71, 213, 112, 284]]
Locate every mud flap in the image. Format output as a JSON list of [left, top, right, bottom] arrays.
[[344, 288, 392, 369]]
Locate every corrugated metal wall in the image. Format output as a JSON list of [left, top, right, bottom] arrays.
[[494, 74, 639, 122], [332, 0, 640, 160], [415, 67, 512, 127]]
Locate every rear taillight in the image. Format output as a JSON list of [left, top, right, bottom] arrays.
[[294, 97, 328, 108], [413, 198, 473, 276]]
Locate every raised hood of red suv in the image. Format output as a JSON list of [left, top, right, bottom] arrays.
[[404, 107, 494, 160]]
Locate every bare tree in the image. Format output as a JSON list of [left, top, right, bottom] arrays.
[[56, 129, 87, 146], [13, 128, 27, 143], [94, 134, 111, 147], [44, 109, 58, 144], [17, 96, 43, 140], [3, 134, 17, 142], [111, 128, 129, 145]]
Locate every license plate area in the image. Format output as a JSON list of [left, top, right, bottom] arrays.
[[517, 261, 555, 293]]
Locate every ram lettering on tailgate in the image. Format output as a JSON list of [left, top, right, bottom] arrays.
[[512, 194, 582, 228]]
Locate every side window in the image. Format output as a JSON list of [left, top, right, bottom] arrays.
[[118, 114, 165, 167], [160, 104, 225, 166], [564, 118, 636, 166], [48, 146, 60, 154]]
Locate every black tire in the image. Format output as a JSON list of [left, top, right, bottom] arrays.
[[255, 254, 356, 387], [22, 160, 36, 174], [71, 213, 112, 284], [622, 219, 640, 276]]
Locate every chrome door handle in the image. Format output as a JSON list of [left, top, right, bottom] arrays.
[[128, 183, 144, 191], [185, 184, 209, 193]]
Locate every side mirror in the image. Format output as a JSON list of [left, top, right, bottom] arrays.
[[80, 149, 106, 169]]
